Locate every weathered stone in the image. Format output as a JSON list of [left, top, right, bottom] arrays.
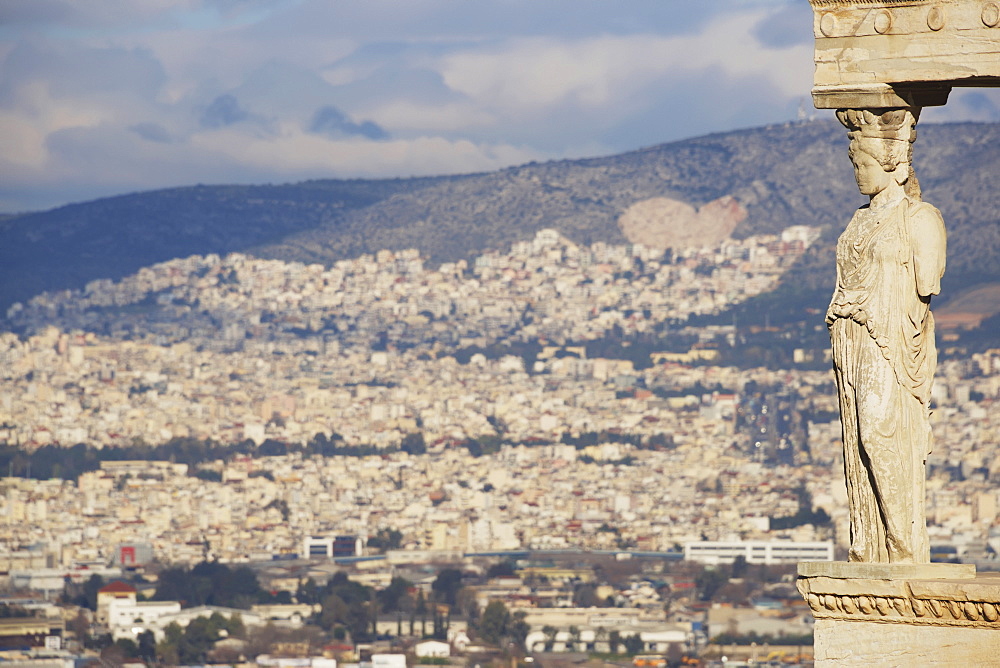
[[813, 618, 1000, 666], [810, 0, 1000, 108], [908, 575, 1000, 602], [797, 574, 910, 597], [798, 573, 1000, 629], [798, 561, 975, 580], [801, 5, 1000, 663]]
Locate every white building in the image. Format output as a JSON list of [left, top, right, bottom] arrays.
[[683, 540, 834, 565], [371, 654, 407, 668], [257, 656, 337, 668], [108, 600, 182, 640], [414, 640, 450, 658], [145, 605, 264, 641]]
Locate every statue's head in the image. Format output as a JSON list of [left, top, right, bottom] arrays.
[[837, 108, 920, 197]]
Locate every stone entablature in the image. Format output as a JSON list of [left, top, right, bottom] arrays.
[[810, 0, 1000, 108], [798, 573, 1000, 629]]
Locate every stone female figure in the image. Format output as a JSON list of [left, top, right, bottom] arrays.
[[827, 108, 946, 563]]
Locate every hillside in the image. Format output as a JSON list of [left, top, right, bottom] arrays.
[[2, 120, 998, 321]]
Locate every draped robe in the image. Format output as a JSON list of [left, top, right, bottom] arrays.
[[827, 194, 945, 563]]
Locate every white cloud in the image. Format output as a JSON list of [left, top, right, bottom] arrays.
[[437, 10, 812, 118], [189, 124, 541, 176], [12, 0, 994, 213], [0, 80, 121, 167], [364, 100, 496, 134], [0, 116, 543, 211]]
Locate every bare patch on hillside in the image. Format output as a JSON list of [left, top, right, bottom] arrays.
[[617, 195, 746, 250], [935, 283, 1000, 330]]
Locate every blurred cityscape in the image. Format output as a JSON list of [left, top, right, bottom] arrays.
[[1, 229, 997, 668]]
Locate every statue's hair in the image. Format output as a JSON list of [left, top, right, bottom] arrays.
[[837, 108, 919, 140], [838, 107, 922, 199]]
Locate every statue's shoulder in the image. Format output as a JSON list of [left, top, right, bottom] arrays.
[[903, 198, 944, 224], [905, 197, 947, 295]]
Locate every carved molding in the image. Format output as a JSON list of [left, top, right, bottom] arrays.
[[810, 1, 936, 6], [798, 575, 1000, 629]]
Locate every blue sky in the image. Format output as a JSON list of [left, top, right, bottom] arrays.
[[1, 0, 997, 212]]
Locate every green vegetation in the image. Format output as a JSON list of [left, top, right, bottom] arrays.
[[0, 434, 390, 481], [769, 486, 832, 530], [431, 568, 464, 607], [157, 613, 245, 665], [154, 561, 270, 609], [53, 553, 811, 665], [0, 423, 703, 479], [317, 571, 377, 641], [476, 600, 529, 648], [401, 432, 427, 455], [710, 631, 813, 646], [63, 573, 109, 610], [0, 603, 32, 618], [367, 527, 403, 552]]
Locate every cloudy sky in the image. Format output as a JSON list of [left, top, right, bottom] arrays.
[[2, 0, 998, 213]]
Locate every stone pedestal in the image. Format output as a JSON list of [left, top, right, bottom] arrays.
[[798, 562, 1000, 667]]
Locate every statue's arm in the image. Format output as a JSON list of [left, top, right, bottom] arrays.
[[910, 204, 947, 298]]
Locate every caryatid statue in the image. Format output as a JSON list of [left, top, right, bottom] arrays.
[[805, 0, 1000, 568], [827, 107, 946, 563]]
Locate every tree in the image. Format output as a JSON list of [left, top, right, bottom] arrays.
[[456, 586, 479, 625], [367, 528, 403, 552], [68, 574, 105, 611], [608, 630, 622, 654], [156, 622, 184, 665], [401, 432, 426, 455], [137, 631, 156, 663], [319, 593, 349, 631], [67, 610, 90, 640], [695, 566, 728, 602], [510, 611, 530, 649], [731, 554, 748, 578], [317, 573, 375, 642], [154, 561, 264, 609], [623, 634, 644, 655], [542, 625, 557, 652], [568, 625, 581, 652], [572, 583, 599, 608], [378, 577, 411, 613], [416, 590, 428, 636], [594, 626, 608, 652], [158, 612, 240, 665], [431, 568, 463, 607], [401, 588, 416, 636], [478, 600, 511, 646], [296, 577, 319, 605], [486, 560, 516, 579], [113, 637, 139, 658]]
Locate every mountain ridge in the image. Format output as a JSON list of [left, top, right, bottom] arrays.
[[2, 120, 998, 320]]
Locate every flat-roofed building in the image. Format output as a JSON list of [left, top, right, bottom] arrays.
[[683, 540, 833, 565]]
